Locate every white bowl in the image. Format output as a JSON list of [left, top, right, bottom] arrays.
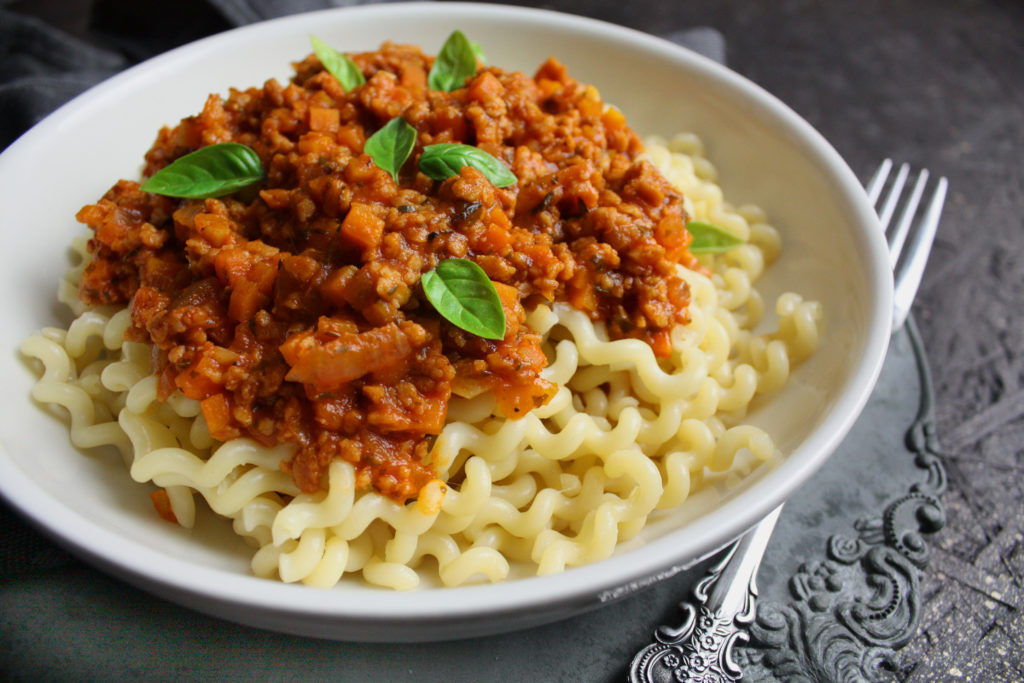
[[0, 3, 891, 641]]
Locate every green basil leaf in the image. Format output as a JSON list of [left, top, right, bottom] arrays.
[[687, 220, 746, 253], [140, 143, 264, 198], [428, 30, 479, 92], [310, 35, 365, 92], [364, 117, 417, 183], [421, 258, 506, 340], [470, 41, 486, 65], [419, 143, 517, 187]]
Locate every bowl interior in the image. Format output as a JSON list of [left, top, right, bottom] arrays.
[[0, 3, 891, 640]]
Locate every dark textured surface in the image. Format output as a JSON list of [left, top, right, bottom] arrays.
[[2, 0, 1022, 680]]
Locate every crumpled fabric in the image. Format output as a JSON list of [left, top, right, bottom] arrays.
[[0, 0, 421, 148]]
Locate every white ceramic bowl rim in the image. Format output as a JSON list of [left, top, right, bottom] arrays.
[[0, 2, 893, 633]]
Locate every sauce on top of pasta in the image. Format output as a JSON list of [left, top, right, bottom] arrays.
[[75, 41, 696, 501]]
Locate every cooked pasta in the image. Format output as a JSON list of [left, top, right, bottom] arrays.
[[21, 134, 821, 588]]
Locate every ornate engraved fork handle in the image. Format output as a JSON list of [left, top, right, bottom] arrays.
[[628, 506, 782, 683]]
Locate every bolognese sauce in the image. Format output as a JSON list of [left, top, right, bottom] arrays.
[[75, 41, 696, 501]]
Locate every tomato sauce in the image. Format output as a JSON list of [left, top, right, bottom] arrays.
[[76, 42, 694, 500]]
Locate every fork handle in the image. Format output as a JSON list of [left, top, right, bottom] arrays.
[[628, 505, 782, 682]]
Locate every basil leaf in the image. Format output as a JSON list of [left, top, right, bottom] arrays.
[[140, 143, 264, 199], [365, 117, 417, 183], [428, 30, 479, 92], [687, 220, 746, 254], [310, 35, 365, 92], [419, 143, 517, 187], [470, 41, 486, 65], [421, 258, 506, 340]]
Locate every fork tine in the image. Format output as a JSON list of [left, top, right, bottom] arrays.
[[865, 158, 893, 205], [888, 168, 930, 266], [892, 175, 948, 330], [877, 161, 911, 231]]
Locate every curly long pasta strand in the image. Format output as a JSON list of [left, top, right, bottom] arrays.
[[773, 293, 823, 361], [20, 332, 132, 457]]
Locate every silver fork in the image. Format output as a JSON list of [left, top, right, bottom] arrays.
[[628, 161, 948, 683]]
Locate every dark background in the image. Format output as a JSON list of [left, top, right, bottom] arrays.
[[3, 0, 1022, 680]]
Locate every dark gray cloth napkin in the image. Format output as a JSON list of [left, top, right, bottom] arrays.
[[0, 0, 723, 578]]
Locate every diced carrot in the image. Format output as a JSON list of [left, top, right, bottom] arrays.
[[339, 202, 384, 252], [213, 246, 251, 285], [537, 78, 562, 97], [309, 89, 334, 109], [193, 212, 235, 247], [248, 257, 280, 296], [176, 368, 220, 401], [479, 223, 512, 254], [91, 203, 141, 253], [485, 205, 511, 230], [601, 107, 627, 131], [345, 155, 382, 184], [565, 272, 598, 315], [491, 281, 520, 338], [259, 188, 291, 209], [245, 239, 280, 258], [336, 123, 365, 153], [656, 213, 692, 260], [228, 278, 266, 322], [138, 250, 184, 291], [578, 86, 603, 117], [467, 71, 505, 102], [494, 382, 541, 419], [200, 393, 242, 441], [534, 57, 568, 83], [175, 343, 226, 400], [650, 329, 672, 358], [308, 106, 340, 133], [297, 131, 336, 156], [129, 285, 169, 326], [149, 490, 178, 524], [319, 266, 355, 309]]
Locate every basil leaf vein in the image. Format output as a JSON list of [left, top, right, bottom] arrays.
[[419, 143, 517, 187], [687, 220, 746, 254], [310, 35, 365, 92], [421, 258, 506, 340], [428, 30, 479, 92], [364, 117, 417, 183], [140, 143, 264, 199]]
